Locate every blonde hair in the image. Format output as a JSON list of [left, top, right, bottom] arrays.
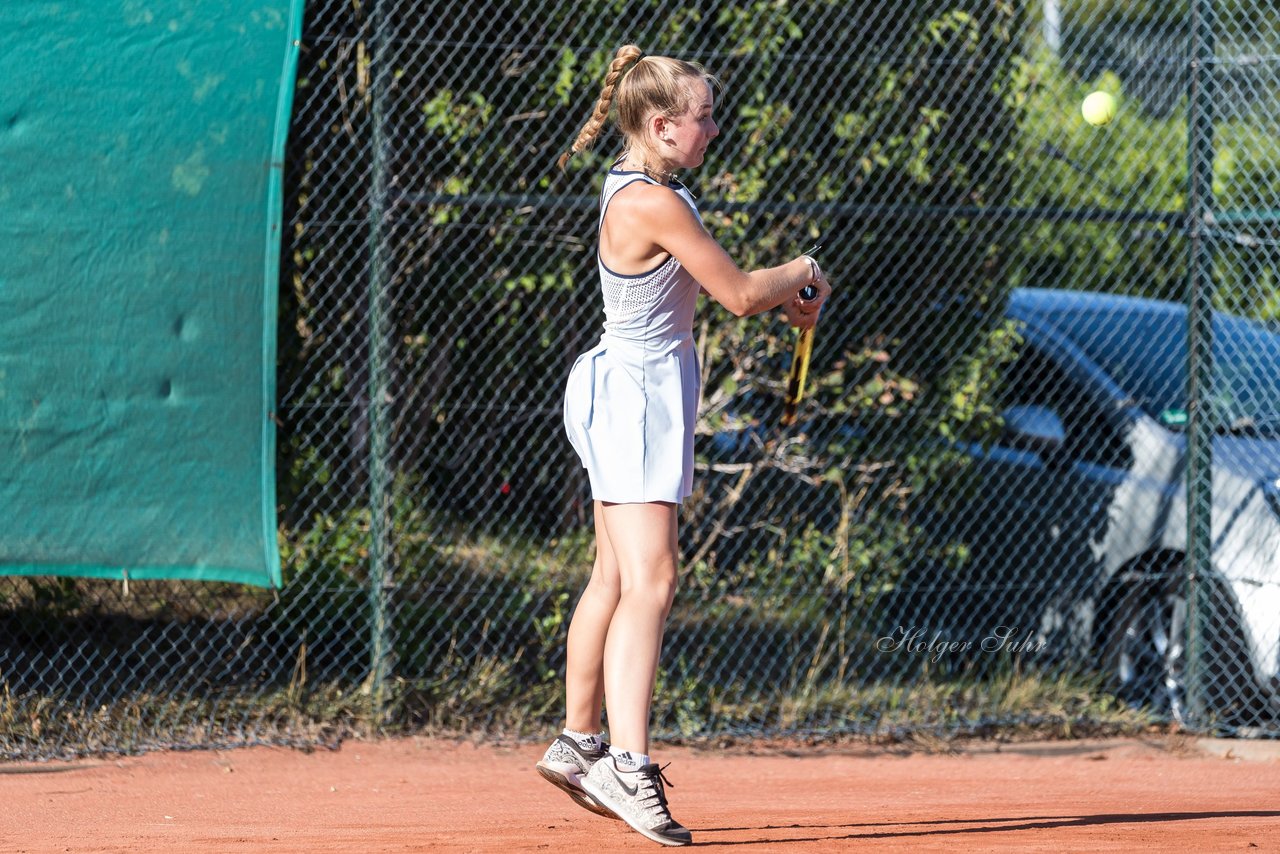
[[558, 44, 718, 170]]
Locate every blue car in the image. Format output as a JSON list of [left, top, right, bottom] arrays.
[[925, 288, 1280, 725]]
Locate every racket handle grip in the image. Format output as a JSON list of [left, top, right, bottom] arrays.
[[799, 284, 818, 300]]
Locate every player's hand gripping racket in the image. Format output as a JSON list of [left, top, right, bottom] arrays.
[[781, 250, 822, 428], [780, 300, 816, 427]]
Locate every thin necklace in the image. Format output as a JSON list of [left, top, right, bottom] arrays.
[[621, 158, 678, 184], [643, 165, 678, 184]]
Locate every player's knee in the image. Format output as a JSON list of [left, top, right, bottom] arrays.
[[658, 576, 677, 615], [623, 566, 677, 613], [587, 563, 621, 601]]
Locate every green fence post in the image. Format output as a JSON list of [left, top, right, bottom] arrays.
[[1184, 0, 1217, 729], [365, 0, 395, 726]]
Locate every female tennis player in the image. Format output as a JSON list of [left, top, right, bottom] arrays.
[[535, 43, 831, 847]]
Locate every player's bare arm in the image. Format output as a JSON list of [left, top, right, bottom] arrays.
[[614, 183, 830, 321]]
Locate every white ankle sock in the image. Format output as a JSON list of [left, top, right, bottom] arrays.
[[609, 746, 650, 771], [562, 728, 604, 751]]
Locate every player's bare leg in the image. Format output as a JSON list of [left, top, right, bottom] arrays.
[[579, 500, 690, 846], [596, 500, 677, 755], [564, 500, 621, 733], [536, 501, 622, 819]]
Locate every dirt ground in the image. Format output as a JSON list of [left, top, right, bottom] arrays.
[[4, 735, 1280, 852]]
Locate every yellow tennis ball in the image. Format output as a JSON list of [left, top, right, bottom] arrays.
[[1081, 91, 1117, 126]]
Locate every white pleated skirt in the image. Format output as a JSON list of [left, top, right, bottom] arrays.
[[563, 335, 700, 504]]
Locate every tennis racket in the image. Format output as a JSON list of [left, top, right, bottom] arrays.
[[781, 246, 822, 428], [780, 287, 817, 428]]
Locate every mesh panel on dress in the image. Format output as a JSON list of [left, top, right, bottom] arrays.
[[601, 257, 679, 322]]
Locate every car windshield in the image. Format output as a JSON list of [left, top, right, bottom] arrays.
[[1033, 300, 1280, 431]]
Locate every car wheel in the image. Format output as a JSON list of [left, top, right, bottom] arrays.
[[1102, 573, 1188, 722], [1101, 564, 1268, 729]]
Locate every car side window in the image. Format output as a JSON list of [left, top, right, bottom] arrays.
[[1000, 345, 1133, 470]]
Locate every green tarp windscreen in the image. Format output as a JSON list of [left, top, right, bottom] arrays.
[[0, 2, 304, 587]]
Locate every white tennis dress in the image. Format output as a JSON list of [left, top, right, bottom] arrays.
[[563, 166, 702, 504]]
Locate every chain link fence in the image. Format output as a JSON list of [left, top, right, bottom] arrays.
[[5, 0, 1280, 760]]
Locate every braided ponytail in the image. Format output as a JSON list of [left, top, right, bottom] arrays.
[[558, 44, 645, 170]]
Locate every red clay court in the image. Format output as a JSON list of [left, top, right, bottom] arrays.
[[4, 735, 1280, 852]]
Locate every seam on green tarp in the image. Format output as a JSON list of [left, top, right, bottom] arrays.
[[258, 0, 308, 589], [4, 565, 279, 587]]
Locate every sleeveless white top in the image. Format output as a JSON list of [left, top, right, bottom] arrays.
[[562, 166, 703, 503]]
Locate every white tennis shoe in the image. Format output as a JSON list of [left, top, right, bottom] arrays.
[[580, 755, 691, 846], [535, 734, 619, 820]]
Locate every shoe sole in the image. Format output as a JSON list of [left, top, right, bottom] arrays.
[[535, 762, 620, 821], [580, 775, 691, 846]]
